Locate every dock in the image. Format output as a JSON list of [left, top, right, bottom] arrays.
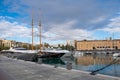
[[0, 55, 120, 80]]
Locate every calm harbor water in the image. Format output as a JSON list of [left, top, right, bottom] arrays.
[[37, 53, 120, 77]]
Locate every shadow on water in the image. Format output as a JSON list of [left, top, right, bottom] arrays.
[[37, 58, 65, 65]]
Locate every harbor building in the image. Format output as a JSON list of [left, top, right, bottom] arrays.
[[74, 39, 120, 51], [0, 39, 30, 50], [0, 39, 13, 48]]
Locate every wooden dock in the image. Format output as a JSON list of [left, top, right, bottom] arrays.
[[0, 55, 120, 80]]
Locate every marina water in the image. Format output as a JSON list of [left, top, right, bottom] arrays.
[[37, 53, 120, 77]]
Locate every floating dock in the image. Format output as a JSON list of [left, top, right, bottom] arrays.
[[0, 55, 120, 80]]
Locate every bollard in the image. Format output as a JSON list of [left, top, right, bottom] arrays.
[[38, 58, 42, 64], [54, 64, 58, 68], [66, 62, 72, 70]]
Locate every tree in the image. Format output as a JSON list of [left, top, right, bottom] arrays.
[[0, 45, 3, 51], [58, 44, 61, 47], [22, 44, 28, 49], [44, 43, 49, 48], [0, 45, 10, 51], [61, 45, 65, 50], [64, 45, 74, 51], [4, 47, 10, 50]]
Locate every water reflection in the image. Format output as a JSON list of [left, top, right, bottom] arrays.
[[37, 54, 120, 77], [75, 55, 120, 66], [74, 55, 120, 77]]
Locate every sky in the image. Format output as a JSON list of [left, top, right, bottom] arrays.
[[0, 0, 120, 45]]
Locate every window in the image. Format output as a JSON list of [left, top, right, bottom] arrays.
[[93, 47, 96, 50]]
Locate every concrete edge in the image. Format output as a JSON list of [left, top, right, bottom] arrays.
[[1, 55, 120, 79], [96, 74, 120, 79]]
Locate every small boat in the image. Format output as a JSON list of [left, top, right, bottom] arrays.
[[113, 53, 120, 57], [113, 53, 120, 60], [73, 51, 84, 57]]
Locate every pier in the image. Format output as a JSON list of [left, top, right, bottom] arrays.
[[0, 55, 120, 80]]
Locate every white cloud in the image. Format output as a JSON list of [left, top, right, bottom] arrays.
[[101, 16, 120, 33], [0, 19, 37, 39], [0, 16, 93, 44], [0, 16, 14, 20], [90, 16, 106, 24], [43, 20, 93, 41]]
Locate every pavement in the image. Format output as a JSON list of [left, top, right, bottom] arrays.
[[0, 55, 120, 80]]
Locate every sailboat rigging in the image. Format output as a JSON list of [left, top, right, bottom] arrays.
[[36, 11, 70, 58]]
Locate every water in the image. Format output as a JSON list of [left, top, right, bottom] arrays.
[[37, 54, 120, 77]]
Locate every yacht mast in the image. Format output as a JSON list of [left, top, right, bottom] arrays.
[[39, 20, 42, 52], [38, 9, 42, 52], [31, 12, 34, 50]]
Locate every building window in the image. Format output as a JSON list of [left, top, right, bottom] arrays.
[[93, 47, 96, 50], [115, 46, 118, 50]]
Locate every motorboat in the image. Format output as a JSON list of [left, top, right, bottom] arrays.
[[2, 47, 38, 54], [73, 51, 84, 57], [37, 48, 70, 58], [1, 47, 39, 61], [1, 47, 70, 59]]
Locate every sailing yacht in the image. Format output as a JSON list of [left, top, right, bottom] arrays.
[[37, 16, 70, 58], [2, 11, 70, 59], [37, 48, 70, 58]]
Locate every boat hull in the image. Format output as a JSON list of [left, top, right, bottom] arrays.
[[37, 52, 65, 58], [1, 50, 37, 61]]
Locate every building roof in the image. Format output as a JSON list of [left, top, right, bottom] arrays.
[[76, 39, 120, 42]]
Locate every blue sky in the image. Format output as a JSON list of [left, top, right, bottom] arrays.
[[0, 0, 120, 45]]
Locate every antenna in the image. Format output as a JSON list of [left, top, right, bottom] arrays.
[[112, 33, 114, 50]]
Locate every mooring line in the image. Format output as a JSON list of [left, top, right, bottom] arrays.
[[90, 57, 119, 75]]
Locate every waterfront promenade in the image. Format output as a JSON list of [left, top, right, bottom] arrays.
[[0, 55, 120, 80]]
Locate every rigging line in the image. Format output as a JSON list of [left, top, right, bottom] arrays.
[[90, 57, 119, 75]]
